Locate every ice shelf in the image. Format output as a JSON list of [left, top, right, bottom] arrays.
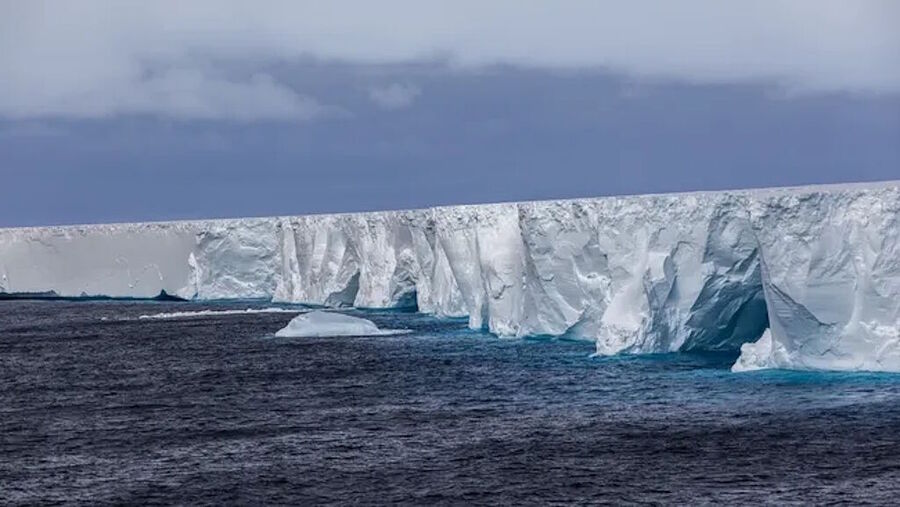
[[2, 181, 899, 371]]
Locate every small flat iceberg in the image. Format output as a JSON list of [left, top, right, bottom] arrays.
[[274, 310, 409, 338]]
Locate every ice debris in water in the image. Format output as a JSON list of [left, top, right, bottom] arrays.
[[138, 308, 297, 320]]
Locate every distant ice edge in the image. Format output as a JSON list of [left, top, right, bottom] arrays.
[[2, 181, 899, 372]]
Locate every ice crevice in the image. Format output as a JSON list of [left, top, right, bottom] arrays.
[[2, 181, 899, 372]]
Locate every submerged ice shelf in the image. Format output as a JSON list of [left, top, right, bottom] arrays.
[[2, 181, 899, 372]]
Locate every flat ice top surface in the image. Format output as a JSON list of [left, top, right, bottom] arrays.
[[274, 310, 407, 338], [1, 179, 897, 232]]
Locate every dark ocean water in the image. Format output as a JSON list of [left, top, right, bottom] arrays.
[[3, 300, 900, 505]]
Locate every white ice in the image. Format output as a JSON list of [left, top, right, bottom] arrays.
[[274, 310, 408, 338], [3, 180, 899, 372], [138, 307, 299, 320]]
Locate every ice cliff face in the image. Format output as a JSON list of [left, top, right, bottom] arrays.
[[2, 181, 899, 372]]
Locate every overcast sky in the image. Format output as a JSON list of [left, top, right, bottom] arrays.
[[1, 1, 898, 226]]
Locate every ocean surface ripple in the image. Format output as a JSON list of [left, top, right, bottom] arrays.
[[3, 300, 900, 505]]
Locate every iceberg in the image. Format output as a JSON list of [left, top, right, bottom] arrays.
[[2, 180, 899, 372], [274, 310, 407, 338]]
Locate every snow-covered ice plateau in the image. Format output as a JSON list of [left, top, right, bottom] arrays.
[[2, 181, 899, 372]]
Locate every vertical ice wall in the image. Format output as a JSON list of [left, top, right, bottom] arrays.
[[1, 181, 898, 371], [0, 221, 198, 299], [737, 184, 900, 371]]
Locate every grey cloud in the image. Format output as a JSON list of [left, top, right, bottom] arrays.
[[368, 83, 421, 110], [0, 122, 67, 139], [1, 62, 332, 121], [1, 65, 897, 226], [1, 0, 898, 120]]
